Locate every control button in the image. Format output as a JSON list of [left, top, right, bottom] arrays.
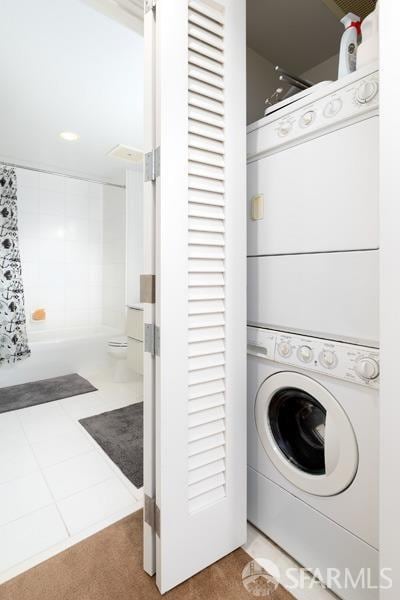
[[355, 357, 380, 381], [324, 97, 343, 118], [319, 350, 338, 369], [278, 341, 292, 358], [278, 121, 292, 137], [297, 345, 313, 363], [300, 110, 316, 128], [356, 80, 379, 105]]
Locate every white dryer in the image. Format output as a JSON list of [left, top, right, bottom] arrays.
[[247, 65, 379, 347], [247, 326, 379, 600], [247, 65, 379, 256]]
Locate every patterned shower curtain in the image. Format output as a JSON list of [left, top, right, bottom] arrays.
[[0, 167, 30, 365]]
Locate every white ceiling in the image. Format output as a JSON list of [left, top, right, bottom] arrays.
[[247, 0, 343, 75], [0, 0, 144, 185]]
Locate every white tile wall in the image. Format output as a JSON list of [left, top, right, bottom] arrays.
[[102, 185, 126, 330], [15, 168, 126, 333]]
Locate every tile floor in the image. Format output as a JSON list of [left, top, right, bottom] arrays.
[[0, 369, 144, 584]]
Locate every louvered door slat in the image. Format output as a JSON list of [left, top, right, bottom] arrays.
[[188, 38, 225, 64], [188, 9, 224, 37], [188, 51, 224, 76], [188, 338, 225, 357], [189, 92, 225, 115], [188, 22, 224, 50], [189, 106, 225, 128], [189, 134, 224, 155], [189, 148, 225, 168], [188, 0, 224, 24]]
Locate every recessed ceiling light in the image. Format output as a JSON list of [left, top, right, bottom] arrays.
[[59, 131, 80, 141]]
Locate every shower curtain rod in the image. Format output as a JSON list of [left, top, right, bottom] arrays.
[[0, 161, 126, 189]]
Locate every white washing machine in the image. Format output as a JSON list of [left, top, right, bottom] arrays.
[[247, 65, 379, 347], [247, 326, 379, 600]]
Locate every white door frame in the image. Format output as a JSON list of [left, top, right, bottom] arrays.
[[379, 1, 400, 597]]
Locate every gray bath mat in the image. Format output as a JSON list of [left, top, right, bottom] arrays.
[[79, 403, 143, 488], [0, 374, 97, 414]]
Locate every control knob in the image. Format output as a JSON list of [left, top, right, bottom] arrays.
[[324, 97, 343, 118], [300, 111, 316, 127], [297, 345, 313, 363], [319, 350, 338, 369], [278, 341, 292, 358], [355, 80, 379, 105], [278, 121, 292, 137], [355, 357, 379, 381]]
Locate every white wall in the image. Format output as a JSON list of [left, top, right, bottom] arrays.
[[17, 168, 104, 332], [125, 166, 143, 307], [102, 185, 126, 330], [16, 166, 127, 333], [247, 47, 277, 124], [302, 53, 339, 83]]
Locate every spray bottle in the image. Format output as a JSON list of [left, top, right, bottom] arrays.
[[338, 13, 361, 79]]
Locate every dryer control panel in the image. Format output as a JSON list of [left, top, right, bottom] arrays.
[[247, 326, 379, 389], [247, 65, 379, 162]]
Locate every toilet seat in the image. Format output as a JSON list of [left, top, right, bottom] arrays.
[[108, 335, 128, 348]]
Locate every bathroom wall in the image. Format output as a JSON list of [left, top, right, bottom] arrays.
[[102, 185, 126, 330], [16, 166, 126, 333], [125, 165, 143, 307], [16, 168, 104, 332]]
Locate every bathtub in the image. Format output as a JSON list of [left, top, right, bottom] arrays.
[[0, 326, 121, 387]]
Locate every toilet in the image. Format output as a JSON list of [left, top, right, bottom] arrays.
[[107, 335, 132, 382]]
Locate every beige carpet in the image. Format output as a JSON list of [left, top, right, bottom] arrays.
[[0, 510, 293, 600]]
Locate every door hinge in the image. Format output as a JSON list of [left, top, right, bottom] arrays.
[[144, 147, 160, 182], [144, 323, 160, 356], [144, 0, 157, 14], [144, 494, 160, 537]]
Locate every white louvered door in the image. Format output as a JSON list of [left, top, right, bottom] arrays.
[[150, 0, 246, 592]]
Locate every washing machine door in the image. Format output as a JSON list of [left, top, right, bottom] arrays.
[[255, 372, 358, 496]]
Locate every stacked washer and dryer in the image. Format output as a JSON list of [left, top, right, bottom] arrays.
[[246, 64, 379, 600]]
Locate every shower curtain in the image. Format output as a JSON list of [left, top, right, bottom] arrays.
[[0, 166, 30, 365]]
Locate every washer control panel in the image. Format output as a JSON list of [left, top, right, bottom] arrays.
[[247, 326, 379, 389]]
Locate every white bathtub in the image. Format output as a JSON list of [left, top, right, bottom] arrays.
[[0, 326, 121, 387]]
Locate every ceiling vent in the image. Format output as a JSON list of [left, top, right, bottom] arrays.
[[108, 145, 143, 163], [321, 0, 377, 20]]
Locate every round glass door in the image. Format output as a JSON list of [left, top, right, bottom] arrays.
[[268, 387, 326, 476], [255, 371, 358, 496]]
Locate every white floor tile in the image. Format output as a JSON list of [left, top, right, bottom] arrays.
[[57, 477, 139, 536], [30, 426, 93, 468], [0, 505, 68, 574], [43, 450, 114, 501], [18, 403, 77, 444], [0, 441, 38, 485], [0, 471, 53, 527], [59, 390, 113, 420], [0, 412, 26, 448]]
